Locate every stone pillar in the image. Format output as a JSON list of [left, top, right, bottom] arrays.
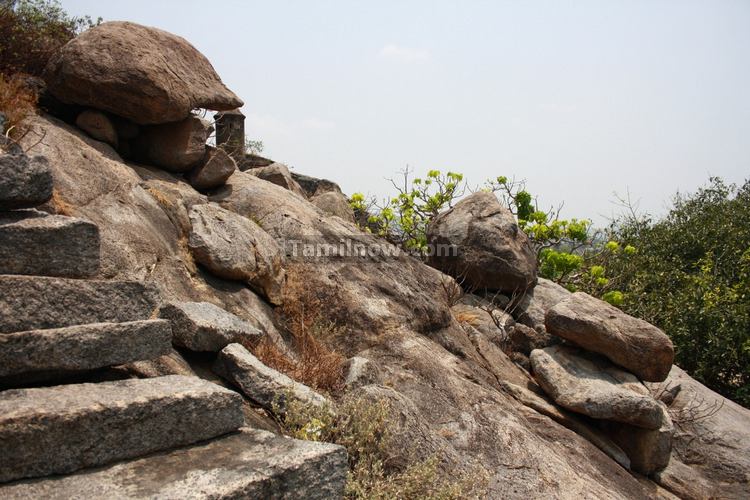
[[214, 109, 245, 161]]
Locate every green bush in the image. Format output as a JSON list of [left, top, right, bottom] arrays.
[[605, 178, 750, 406], [0, 0, 99, 77]]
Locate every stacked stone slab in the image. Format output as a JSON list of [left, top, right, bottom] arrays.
[[530, 292, 676, 474]]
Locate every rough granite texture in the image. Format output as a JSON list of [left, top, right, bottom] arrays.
[[187, 146, 236, 191], [604, 403, 674, 475], [530, 345, 663, 429], [0, 152, 53, 211], [214, 343, 329, 412], [0, 428, 348, 499], [0, 210, 100, 278], [0, 375, 244, 482], [545, 292, 674, 382], [0, 275, 158, 333], [0, 320, 172, 379], [157, 301, 263, 352]]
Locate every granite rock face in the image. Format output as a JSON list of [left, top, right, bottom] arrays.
[[545, 292, 674, 382], [311, 191, 356, 222], [0, 210, 100, 278], [0, 375, 244, 482], [0, 320, 172, 379], [187, 146, 236, 191], [0, 275, 158, 333], [426, 191, 538, 293], [44, 21, 243, 125], [251, 163, 307, 198], [514, 277, 571, 332], [157, 301, 263, 352], [133, 115, 211, 172], [530, 345, 664, 429], [214, 343, 329, 413], [0, 152, 53, 211], [0, 428, 348, 499], [605, 403, 674, 475], [188, 203, 285, 304], [75, 109, 118, 148]]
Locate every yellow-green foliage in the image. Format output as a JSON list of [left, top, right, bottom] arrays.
[[276, 395, 487, 499]]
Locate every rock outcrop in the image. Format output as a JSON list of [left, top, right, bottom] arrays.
[[44, 21, 243, 125], [0, 150, 52, 211], [187, 146, 236, 191], [132, 115, 212, 172], [546, 292, 674, 382], [75, 109, 118, 148], [426, 191, 538, 293]]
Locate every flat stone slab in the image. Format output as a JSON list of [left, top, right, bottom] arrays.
[[530, 345, 664, 429], [0, 428, 348, 499], [0, 210, 100, 278], [0, 152, 53, 211], [158, 301, 263, 352], [0, 375, 243, 482], [545, 292, 674, 382], [214, 343, 329, 413], [0, 320, 172, 380], [0, 275, 157, 334]]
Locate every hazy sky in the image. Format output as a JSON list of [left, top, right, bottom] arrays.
[[63, 0, 749, 224]]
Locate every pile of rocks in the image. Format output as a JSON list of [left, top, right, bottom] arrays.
[[43, 21, 241, 192]]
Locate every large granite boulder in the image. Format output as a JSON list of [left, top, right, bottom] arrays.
[[157, 301, 263, 352], [604, 403, 674, 475], [530, 345, 664, 429], [132, 115, 211, 172], [545, 292, 674, 382], [311, 191, 355, 222], [426, 191, 537, 293], [187, 146, 236, 190], [43, 21, 243, 125], [75, 109, 118, 148], [250, 163, 307, 198], [188, 203, 285, 304], [0, 151, 53, 211], [514, 277, 571, 331]]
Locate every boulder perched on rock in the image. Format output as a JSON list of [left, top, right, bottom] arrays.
[[545, 292, 674, 382], [188, 203, 285, 304], [43, 21, 243, 125], [75, 110, 117, 148], [157, 301, 263, 352], [187, 146, 236, 191], [0, 210, 100, 278], [530, 345, 664, 428], [251, 163, 307, 198], [514, 277, 571, 331], [604, 403, 674, 474], [509, 323, 558, 355], [133, 115, 211, 172], [0, 152, 53, 211], [291, 172, 343, 197], [426, 191, 537, 293], [311, 191, 355, 222]]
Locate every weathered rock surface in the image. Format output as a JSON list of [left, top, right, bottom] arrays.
[[604, 403, 673, 475], [214, 343, 329, 413], [649, 365, 750, 499], [292, 172, 343, 197], [546, 292, 674, 382], [0, 428, 348, 499], [509, 323, 558, 355], [187, 146, 236, 190], [0, 152, 53, 211], [0, 375, 243, 482], [75, 109, 117, 148], [514, 277, 571, 331], [251, 163, 307, 198], [0, 210, 99, 278], [311, 191, 356, 222], [133, 115, 211, 172], [158, 301, 263, 352], [427, 191, 538, 293], [344, 356, 382, 389], [531, 345, 663, 428], [43, 21, 243, 125], [0, 275, 157, 333], [188, 203, 285, 304], [0, 319, 171, 379]]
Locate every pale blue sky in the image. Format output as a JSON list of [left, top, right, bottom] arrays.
[[63, 0, 750, 224]]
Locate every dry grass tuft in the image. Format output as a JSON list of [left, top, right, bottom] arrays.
[[453, 310, 481, 327], [145, 185, 175, 210], [0, 74, 37, 139], [177, 235, 198, 276], [49, 189, 74, 216]]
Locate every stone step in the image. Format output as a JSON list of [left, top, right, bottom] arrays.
[[0, 428, 348, 499], [0, 275, 158, 334], [0, 320, 172, 383], [0, 375, 243, 483], [0, 209, 100, 278]]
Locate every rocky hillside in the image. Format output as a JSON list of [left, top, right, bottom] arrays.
[[1, 21, 748, 499]]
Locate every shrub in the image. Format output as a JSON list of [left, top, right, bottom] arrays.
[[0, 0, 99, 77], [0, 73, 38, 138], [277, 394, 488, 499]]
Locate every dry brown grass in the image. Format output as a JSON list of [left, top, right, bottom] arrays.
[[0, 74, 37, 139], [453, 310, 481, 326], [177, 235, 198, 276], [49, 189, 74, 216], [145, 185, 175, 210]]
